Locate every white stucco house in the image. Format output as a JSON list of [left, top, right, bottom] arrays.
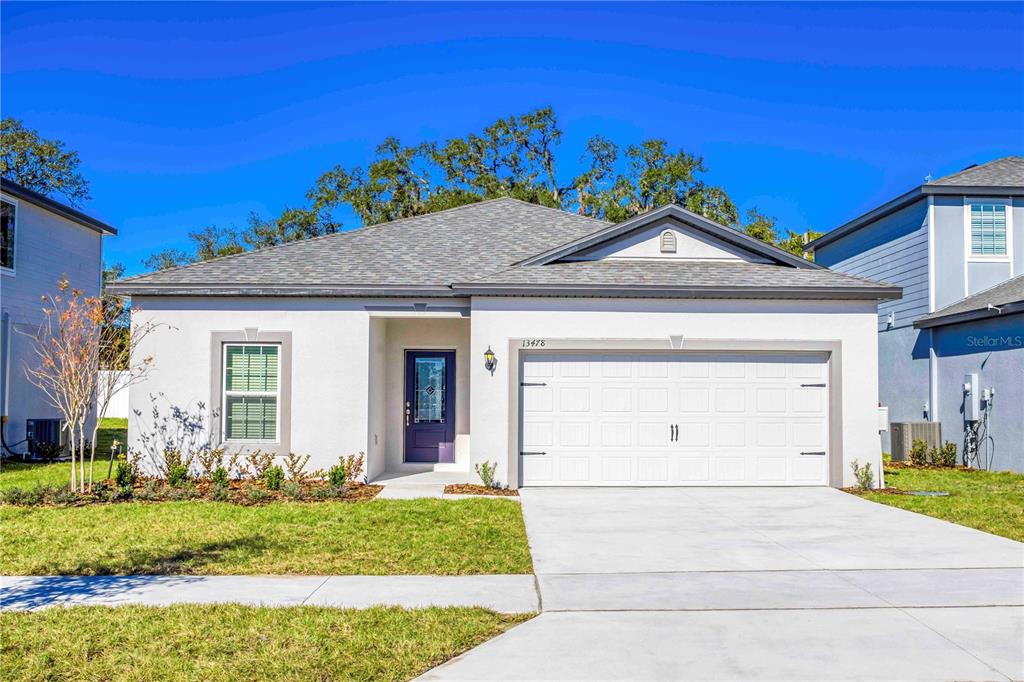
[[109, 199, 900, 488]]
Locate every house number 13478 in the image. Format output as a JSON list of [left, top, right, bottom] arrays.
[[522, 339, 547, 348]]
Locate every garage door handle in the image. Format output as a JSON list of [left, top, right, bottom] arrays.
[[800, 451, 827, 456], [800, 383, 826, 388], [520, 451, 547, 456], [520, 382, 547, 387]]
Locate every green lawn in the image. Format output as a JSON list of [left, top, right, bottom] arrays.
[[1, 604, 529, 682], [864, 466, 1024, 542], [1, 497, 533, 575], [0, 417, 127, 490]]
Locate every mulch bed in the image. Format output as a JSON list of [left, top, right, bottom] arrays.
[[444, 484, 519, 497]]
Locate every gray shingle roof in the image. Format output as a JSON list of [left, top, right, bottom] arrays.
[[453, 260, 900, 299], [915, 275, 1024, 329], [809, 156, 1024, 252], [109, 197, 898, 300], [110, 198, 608, 295], [930, 156, 1024, 187]]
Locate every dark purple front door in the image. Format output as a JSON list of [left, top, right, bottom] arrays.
[[404, 351, 456, 463]]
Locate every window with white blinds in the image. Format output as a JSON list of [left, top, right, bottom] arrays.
[[223, 344, 279, 441], [970, 203, 1007, 256]]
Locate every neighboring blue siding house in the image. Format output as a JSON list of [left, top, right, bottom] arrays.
[[810, 157, 1024, 472]]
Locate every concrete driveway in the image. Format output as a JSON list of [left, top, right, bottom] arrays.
[[422, 487, 1024, 681]]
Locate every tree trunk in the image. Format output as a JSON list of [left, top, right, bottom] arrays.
[[88, 425, 97, 490], [67, 421, 76, 491], [78, 422, 86, 493]]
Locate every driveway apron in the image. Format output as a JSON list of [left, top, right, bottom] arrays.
[[421, 487, 1024, 681]]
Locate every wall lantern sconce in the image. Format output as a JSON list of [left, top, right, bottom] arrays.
[[483, 346, 497, 375]]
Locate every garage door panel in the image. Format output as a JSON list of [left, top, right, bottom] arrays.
[[519, 352, 829, 487], [558, 421, 590, 447], [600, 422, 632, 447]]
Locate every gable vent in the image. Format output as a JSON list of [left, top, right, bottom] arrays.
[[659, 230, 677, 254]]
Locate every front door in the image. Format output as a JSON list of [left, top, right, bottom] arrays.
[[404, 350, 456, 463]]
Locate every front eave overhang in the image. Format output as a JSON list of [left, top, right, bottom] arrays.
[[0, 181, 118, 235], [450, 282, 903, 300], [104, 283, 459, 298], [809, 184, 1024, 252], [914, 301, 1024, 329]]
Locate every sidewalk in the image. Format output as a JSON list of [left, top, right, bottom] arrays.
[[0, 574, 538, 613]]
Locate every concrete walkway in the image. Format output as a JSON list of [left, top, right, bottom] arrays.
[[421, 487, 1024, 681], [0, 575, 538, 613]]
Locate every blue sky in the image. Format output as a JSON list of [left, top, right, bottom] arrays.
[[3, 1, 1022, 275]]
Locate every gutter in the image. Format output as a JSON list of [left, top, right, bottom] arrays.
[[913, 300, 1024, 329], [0, 180, 117, 235], [450, 283, 903, 300]]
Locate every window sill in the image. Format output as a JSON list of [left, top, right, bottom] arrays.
[[967, 255, 1010, 262]]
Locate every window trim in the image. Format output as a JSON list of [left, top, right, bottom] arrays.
[[1, 194, 18, 275], [210, 330, 292, 456], [221, 342, 281, 444], [964, 197, 1012, 264]]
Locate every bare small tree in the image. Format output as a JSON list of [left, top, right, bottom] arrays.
[[24, 277, 164, 491], [24, 278, 101, 491], [89, 293, 163, 488]]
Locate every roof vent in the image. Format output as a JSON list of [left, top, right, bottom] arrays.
[[659, 230, 677, 254]]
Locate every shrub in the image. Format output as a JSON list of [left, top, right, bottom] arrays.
[[263, 465, 285, 491], [930, 441, 958, 467], [52, 485, 80, 506], [135, 480, 163, 501], [475, 461, 498, 488], [33, 441, 66, 461], [167, 484, 199, 501], [283, 453, 311, 483], [307, 485, 336, 500], [282, 481, 304, 500], [210, 466, 230, 488], [1, 483, 34, 503], [909, 439, 929, 466], [246, 487, 271, 504], [850, 459, 874, 490], [114, 458, 137, 489], [343, 453, 365, 484], [327, 464, 347, 488], [167, 464, 190, 488], [209, 482, 230, 502], [243, 451, 275, 479]]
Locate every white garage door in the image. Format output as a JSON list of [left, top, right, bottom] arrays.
[[519, 352, 829, 486]]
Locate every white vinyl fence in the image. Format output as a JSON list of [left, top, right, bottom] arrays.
[[98, 370, 131, 419]]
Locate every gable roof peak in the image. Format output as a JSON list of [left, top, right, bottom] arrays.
[[516, 202, 819, 270]]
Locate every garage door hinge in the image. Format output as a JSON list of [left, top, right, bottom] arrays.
[[519, 451, 547, 456], [800, 383, 826, 388], [520, 382, 547, 387]]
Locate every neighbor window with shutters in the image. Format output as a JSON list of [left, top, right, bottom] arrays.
[[223, 344, 279, 441], [969, 203, 1008, 257]]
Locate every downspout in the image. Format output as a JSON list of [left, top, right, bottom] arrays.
[[926, 196, 938, 422]]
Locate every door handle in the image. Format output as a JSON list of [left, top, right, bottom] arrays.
[[800, 451, 826, 456], [405, 401, 411, 427]]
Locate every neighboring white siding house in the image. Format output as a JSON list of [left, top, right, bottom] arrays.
[[0, 180, 117, 455], [113, 200, 899, 488], [810, 156, 1024, 470]]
